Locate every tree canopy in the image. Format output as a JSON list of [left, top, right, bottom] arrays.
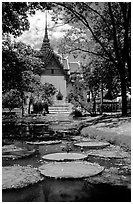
[[2, 38, 56, 115], [2, 2, 52, 37], [2, 2, 30, 37], [2, 38, 44, 92], [54, 2, 131, 116]]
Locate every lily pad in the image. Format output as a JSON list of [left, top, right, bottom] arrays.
[[74, 141, 110, 149], [2, 166, 44, 189], [33, 123, 46, 126], [26, 140, 62, 145], [39, 161, 104, 179], [42, 152, 88, 161], [2, 145, 36, 160], [2, 144, 23, 153]]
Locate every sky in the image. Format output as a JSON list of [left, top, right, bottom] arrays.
[[16, 10, 82, 62], [16, 10, 71, 51]]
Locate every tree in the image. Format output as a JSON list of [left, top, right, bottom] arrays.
[[53, 2, 131, 116], [57, 26, 121, 114], [82, 55, 121, 113], [2, 38, 45, 92], [2, 89, 22, 112], [3, 2, 130, 116], [2, 2, 54, 37], [2, 2, 30, 37], [26, 79, 56, 114], [2, 38, 56, 116], [67, 73, 91, 113], [2, 3, 56, 116]]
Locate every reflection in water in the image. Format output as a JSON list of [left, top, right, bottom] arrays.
[[42, 179, 94, 202], [2, 178, 94, 202], [2, 182, 45, 202]]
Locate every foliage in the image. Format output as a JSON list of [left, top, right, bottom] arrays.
[[2, 2, 130, 116], [2, 38, 23, 92], [67, 74, 92, 114], [2, 2, 30, 37], [2, 38, 56, 115], [67, 74, 85, 103], [71, 109, 83, 118], [2, 2, 56, 116], [53, 2, 131, 116], [2, 2, 53, 37], [2, 39, 44, 92], [83, 58, 121, 99], [31, 82, 56, 105], [2, 89, 22, 111], [13, 42, 45, 75]]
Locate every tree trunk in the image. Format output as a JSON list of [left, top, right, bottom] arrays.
[[100, 82, 103, 115], [121, 78, 127, 116], [28, 101, 31, 114], [21, 92, 25, 117], [92, 97, 96, 115], [74, 96, 91, 114], [22, 100, 24, 116], [120, 68, 127, 116]]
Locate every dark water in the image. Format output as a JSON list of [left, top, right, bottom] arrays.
[[3, 179, 96, 202], [2, 123, 131, 202]]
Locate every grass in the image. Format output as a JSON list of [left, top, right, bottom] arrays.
[[80, 115, 131, 151]]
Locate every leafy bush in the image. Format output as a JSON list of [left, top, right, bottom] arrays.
[[71, 109, 83, 117], [2, 89, 22, 112]]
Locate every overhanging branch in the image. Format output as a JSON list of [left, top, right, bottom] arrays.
[[55, 2, 118, 68], [83, 2, 111, 31], [66, 47, 113, 61]]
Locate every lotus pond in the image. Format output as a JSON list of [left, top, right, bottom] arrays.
[[2, 121, 131, 202]]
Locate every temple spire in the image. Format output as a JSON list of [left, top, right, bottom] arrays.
[[44, 10, 48, 40], [40, 10, 51, 53]]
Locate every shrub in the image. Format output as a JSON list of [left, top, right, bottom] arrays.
[[2, 89, 22, 112]]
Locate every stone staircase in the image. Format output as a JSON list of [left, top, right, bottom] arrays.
[[48, 103, 73, 114]]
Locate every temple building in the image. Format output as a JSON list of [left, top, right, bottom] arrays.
[[37, 12, 81, 106]]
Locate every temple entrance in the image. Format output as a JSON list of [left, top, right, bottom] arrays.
[[56, 90, 63, 101]]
